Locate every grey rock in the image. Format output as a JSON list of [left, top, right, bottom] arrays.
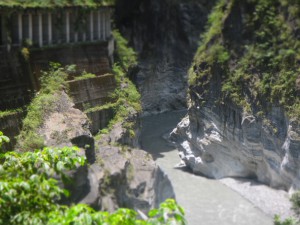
[[36, 90, 174, 213], [79, 146, 175, 213], [171, 104, 300, 191], [39, 91, 92, 148], [115, 0, 216, 114]]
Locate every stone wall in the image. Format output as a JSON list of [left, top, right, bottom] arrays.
[[68, 74, 117, 135], [30, 40, 113, 86], [68, 74, 116, 110], [0, 47, 32, 111], [0, 39, 115, 146]]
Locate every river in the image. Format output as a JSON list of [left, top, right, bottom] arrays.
[[140, 110, 275, 225]]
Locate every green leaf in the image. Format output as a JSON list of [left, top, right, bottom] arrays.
[[56, 161, 65, 171], [148, 209, 159, 218]]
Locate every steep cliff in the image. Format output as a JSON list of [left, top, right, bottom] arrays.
[[115, 0, 216, 114], [171, 0, 300, 191]]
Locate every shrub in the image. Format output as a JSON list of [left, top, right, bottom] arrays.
[[0, 134, 186, 225]]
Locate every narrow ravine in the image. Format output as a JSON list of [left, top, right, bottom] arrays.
[[140, 110, 273, 225]]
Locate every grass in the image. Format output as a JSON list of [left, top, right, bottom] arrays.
[[16, 63, 73, 151], [73, 71, 96, 81], [0, 108, 23, 119]]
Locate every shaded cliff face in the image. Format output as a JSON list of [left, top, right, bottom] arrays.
[[171, 0, 300, 191], [115, 0, 216, 114]]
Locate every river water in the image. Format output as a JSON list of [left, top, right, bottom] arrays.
[[140, 110, 274, 225]]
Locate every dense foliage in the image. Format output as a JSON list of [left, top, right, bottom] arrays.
[[0, 145, 85, 224], [0, 131, 9, 149], [190, 0, 300, 119], [0, 133, 186, 225], [107, 30, 141, 136]]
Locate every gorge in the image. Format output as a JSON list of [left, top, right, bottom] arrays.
[[0, 0, 299, 224], [116, 0, 300, 223]]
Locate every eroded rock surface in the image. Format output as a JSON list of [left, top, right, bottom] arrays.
[[171, 104, 300, 191], [169, 0, 300, 193], [37, 90, 174, 213], [81, 146, 175, 213]]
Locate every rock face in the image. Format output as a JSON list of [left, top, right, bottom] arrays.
[[37, 90, 174, 213], [171, 105, 300, 191], [39, 91, 92, 148], [170, 0, 300, 192], [80, 146, 175, 213], [115, 0, 216, 114]]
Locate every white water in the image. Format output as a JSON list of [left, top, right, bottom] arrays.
[[140, 110, 274, 225]]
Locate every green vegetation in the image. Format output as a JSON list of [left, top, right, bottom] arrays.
[[274, 191, 300, 225], [73, 71, 96, 81], [16, 63, 74, 151], [0, 146, 85, 224], [0, 0, 115, 8], [105, 30, 141, 136], [189, 0, 231, 85], [112, 30, 138, 72], [90, 29, 141, 138], [0, 133, 186, 225], [190, 0, 300, 118], [85, 102, 116, 113], [274, 215, 298, 225], [0, 131, 9, 149], [0, 108, 23, 119]]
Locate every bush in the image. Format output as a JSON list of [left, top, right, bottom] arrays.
[[0, 134, 186, 225]]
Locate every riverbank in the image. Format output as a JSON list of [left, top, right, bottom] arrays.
[[140, 110, 293, 225]]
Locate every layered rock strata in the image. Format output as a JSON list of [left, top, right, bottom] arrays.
[[171, 105, 300, 191]]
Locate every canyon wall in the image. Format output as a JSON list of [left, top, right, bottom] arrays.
[[171, 0, 300, 191], [115, 0, 216, 114]]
